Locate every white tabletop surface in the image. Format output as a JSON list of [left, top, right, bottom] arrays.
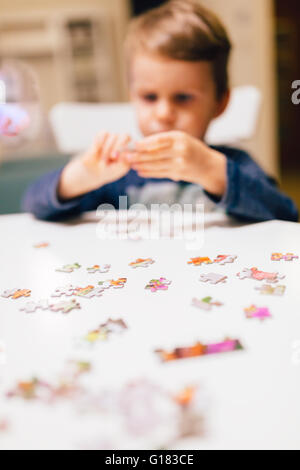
[[0, 212, 300, 450]]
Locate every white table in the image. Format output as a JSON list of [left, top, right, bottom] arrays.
[[0, 213, 300, 450]]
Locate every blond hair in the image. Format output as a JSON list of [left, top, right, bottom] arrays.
[[125, 0, 232, 99]]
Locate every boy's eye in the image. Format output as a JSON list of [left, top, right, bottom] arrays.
[[142, 93, 157, 102], [174, 94, 193, 103]]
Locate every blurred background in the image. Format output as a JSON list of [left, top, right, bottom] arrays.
[[0, 0, 299, 216]]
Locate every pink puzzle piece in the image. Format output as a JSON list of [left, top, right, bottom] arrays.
[[145, 278, 171, 292], [271, 253, 298, 262], [244, 305, 272, 321], [214, 255, 237, 265], [237, 267, 284, 283]]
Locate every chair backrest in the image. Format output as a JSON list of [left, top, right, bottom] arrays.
[[49, 85, 261, 153]]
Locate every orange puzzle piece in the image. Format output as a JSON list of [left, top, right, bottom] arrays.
[[187, 257, 212, 266]]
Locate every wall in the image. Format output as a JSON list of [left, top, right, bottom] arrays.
[[199, 0, 278, 176]]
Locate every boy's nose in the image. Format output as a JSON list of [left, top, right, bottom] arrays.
[[155, 99, 176, 123]]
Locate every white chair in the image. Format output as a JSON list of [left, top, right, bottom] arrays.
[[49, 86, 261, 153]]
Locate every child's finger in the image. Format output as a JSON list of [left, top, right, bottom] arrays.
[[92, 131, 109, 157], [110, 134, 131, 161], [132, 159, 171, 172], [125, 150, 173, 164], [137, 170, 170, 179], [135, 133, 173, 152], [101, 133, 119, 162]]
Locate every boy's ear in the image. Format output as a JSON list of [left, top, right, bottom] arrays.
[[213, 89, 231, 119]]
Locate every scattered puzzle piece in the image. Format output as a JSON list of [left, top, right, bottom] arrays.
[[173, 386, 205, 439], [34, 242, 49, 248], [191, 296, 223, 311], [155, 338, 243, 362], [187, 257, 213, 266], [255, 284, 286, 296], [271, 253, 298, 262], [0, 419, 9, 432], [205, 339, 243, 355], [7, 378, 51, 400], [56, 263, 81, 273], [237, 267, 285, 283], [83, 319, 128, 344], [129, 258, 155, 268], [1, 288, 31, 299], [214, 254, 237, 265], [87, 264, 111, 274], [49, 299, 81, 314], [99, 278, 127, 289], [7, 360, 91, 403], [145, 278, 172, 292], [20, 300, 49, 314], [244, 304, 272, 321], [75, 285, 106, 298], [51, 285, 77, 297], [198, 273, 227, 285]]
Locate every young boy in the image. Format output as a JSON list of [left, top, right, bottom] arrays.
[[22, 0, 298, 222]]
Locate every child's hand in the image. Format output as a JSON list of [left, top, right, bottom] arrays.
[[123, 131, 227, 197], [58, 131, 131, 201]]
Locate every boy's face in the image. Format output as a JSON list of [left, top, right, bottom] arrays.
[[129, 53, 227, 140]]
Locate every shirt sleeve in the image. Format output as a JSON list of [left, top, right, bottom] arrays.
[[22, 167, 129, 221], [204, 147, 299, 222]]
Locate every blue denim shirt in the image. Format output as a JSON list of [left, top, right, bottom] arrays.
[[22, 146, 299, 223]]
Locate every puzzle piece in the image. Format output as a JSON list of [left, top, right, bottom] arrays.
[[84, 319, 128, 344], [75, 285, 106, 298], [271, 253, 298, 262], [0, 419, 9, 432], [214, 254, 237, 265], [20, 300, 49, 314], [145, 278, 172, 292], [103, 318, 127, 334], [56, 263, 81, 273], [1, 288, 31, 299], [84, 329, 107, 344], [87, 264, 111, 274], [283, 253, 298, 261], [205, 339, 243, 355], [155, 338, 243, 362], [51, 285, 77, 297], [7, 360, 91, 403], [49, 299, 81, 314], [237, 267, 284, 283], [34, 242, 49, 248], [7, 378, 51, 400], [198, 273, 227, 285], [244, 304, 271, 321], [187, 257, 213, 266], [255, 284, 286, 296], [129, 258, 155, 268], [99, 278, 127, 289], [173, 386, 205, 439], [191, 296, 223, 311]]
